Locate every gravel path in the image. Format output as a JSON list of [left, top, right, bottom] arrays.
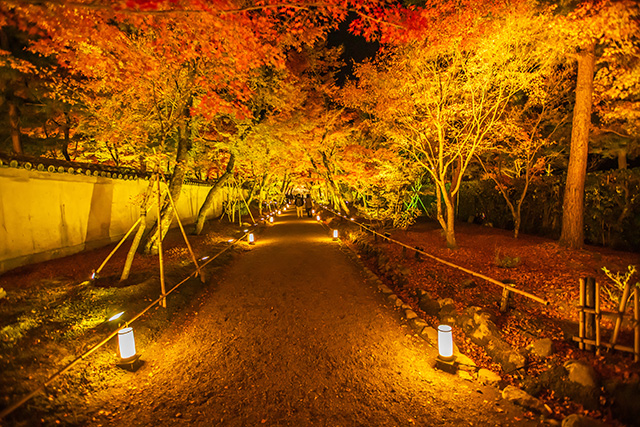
[[85, 211, 537, 426]]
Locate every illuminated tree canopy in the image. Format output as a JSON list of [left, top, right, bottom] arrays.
[[0, 0, 639, 249]]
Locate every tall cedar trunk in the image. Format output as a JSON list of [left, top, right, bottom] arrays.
[[143, 132, 190, 254], [121, 174, 157, 281], [8, 101, 22, 155], [194, 153, 235, 235], [560, 42, 596, 249]]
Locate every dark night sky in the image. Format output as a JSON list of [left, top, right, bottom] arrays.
[[327, 13, 380, 86]]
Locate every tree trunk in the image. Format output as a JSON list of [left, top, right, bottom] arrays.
[[143, 133, 191, 254], [560, 42, 595, 250], [61, 112, 71, 161], [443, 190, 457, 249], [121, 175, 157, 281], [514, 206, 521, 239], [435, 182, 444, 231], [319, 151, 350, 215], [618, 148, 628, 170], [8, 101, 22, 155], [257, 172, 271, 215], [194, 153, 235, 235]]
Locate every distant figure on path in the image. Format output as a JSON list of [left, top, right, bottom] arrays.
[[304, 194, 313, 217], [295, 194, 304, 218]]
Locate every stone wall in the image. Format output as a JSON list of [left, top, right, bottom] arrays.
[[0, 167, 224, 274]]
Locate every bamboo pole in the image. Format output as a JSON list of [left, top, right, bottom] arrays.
[[579, 278, 585, 350], [321, 206, 550, 306], [595, 279, 601, 355], [159, 174, 204, 283], [581, 307, 622, 317], [156, 177, 166, 308], [585, 277, 595, 351], [572, 337, 635, 353], [610, 278, 632, 349], [94, 217, 142, 275], [635, 288, 639, 362], [121, 174, 159, 282]]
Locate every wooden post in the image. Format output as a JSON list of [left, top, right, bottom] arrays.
[[578, 278, 586, 350], [610, 277, 633, 349], [585, 277, 596, 350], [374, 232, 378, 242], [414, 247, 421, 261], [402, 246, 407, 257], [161, 175, 204, 284], [595, 279, 601, 355], [95, 217, 142, 275], [157, 177, 166, 308], [500, 287, 511, 313], [635, 288, 639, 363]]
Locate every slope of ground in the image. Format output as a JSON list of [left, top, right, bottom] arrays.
[[334, 215, 640, 424]]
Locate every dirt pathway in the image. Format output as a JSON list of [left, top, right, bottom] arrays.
[[84, 211, 537, 426]]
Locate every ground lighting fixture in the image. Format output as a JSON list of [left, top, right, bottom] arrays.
[[269, 216, 274, 223], [316, 215, 321, 221], [109, 311, 141, 370], [249, 233, 255, 245], [436, 324, 458, 373], [108, 311, 125, 322], [117, 326, 141, 370], [332, 229, 338, 240]]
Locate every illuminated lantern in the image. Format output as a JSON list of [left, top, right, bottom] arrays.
[[316, 215, 321, 221], [435, 324, 457, 373], [118, 327, 137, 361], [278, 210, 282, 215], [312, 209, 315, 214], [437, 325, 454, 360], [269, 216, 274, 223], [332, 229, 338, 240], [249, 233, 255, 245]]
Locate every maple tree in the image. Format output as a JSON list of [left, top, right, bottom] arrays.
[[0, 0, 426, 252], [476, 66, 572, 238], [344, 1, 559, 248]]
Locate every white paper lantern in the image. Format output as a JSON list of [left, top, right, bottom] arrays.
[[437, 325, 454, 361], [118, 327, 137, 361]]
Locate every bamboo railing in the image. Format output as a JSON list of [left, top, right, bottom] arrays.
[[320, 206, 550, 307]]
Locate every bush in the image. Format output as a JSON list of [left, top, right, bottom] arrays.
[[457, 168, 640, 251]]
